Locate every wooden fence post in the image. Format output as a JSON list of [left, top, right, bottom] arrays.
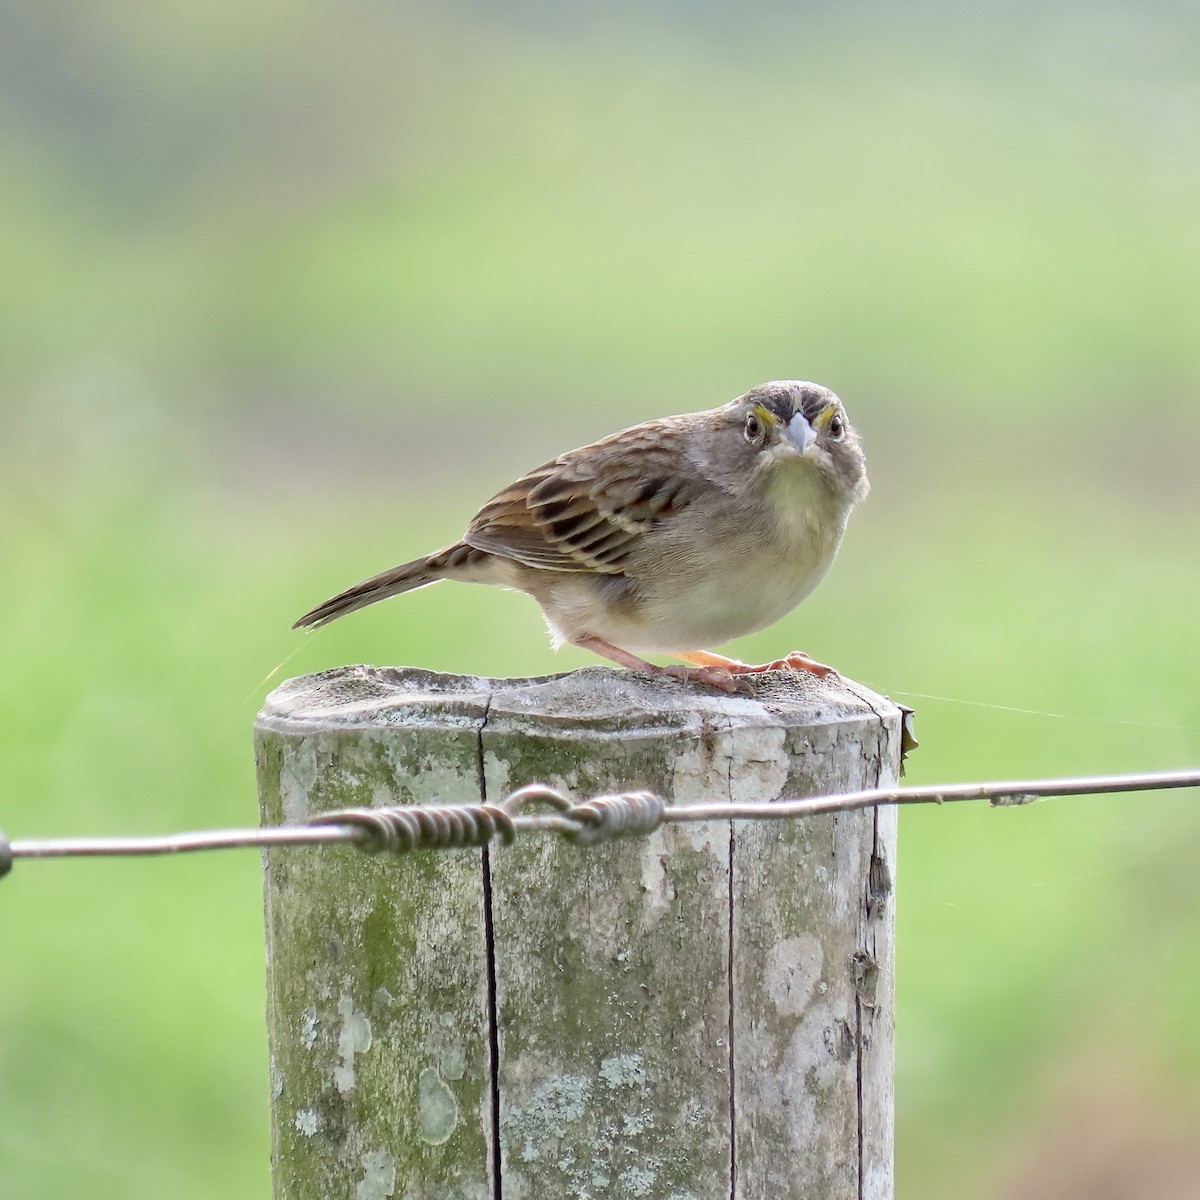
[[256, 664, 903, 1200]]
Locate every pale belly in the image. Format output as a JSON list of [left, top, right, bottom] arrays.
[[487, 457, 852, 655], [611, 541, 839, 652], [618, 465, 849, 652], [532, 515, 844, 654]]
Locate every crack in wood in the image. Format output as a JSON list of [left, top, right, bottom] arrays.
[[728, 817, 738, 1200], [477, 693, 502, 1200]]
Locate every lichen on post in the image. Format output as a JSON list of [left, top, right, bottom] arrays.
[[256, 664, 903, 1200]]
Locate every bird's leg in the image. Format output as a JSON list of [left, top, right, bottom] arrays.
[[674, 648, 838, 680], [571, 635, 743, 694]]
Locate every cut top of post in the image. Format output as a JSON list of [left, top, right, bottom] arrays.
[[257, 662, 901, 745]]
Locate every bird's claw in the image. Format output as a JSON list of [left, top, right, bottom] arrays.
[[663, 663, 748, 694], [764, 650, 839, 680], [702, 649, 838, 681]]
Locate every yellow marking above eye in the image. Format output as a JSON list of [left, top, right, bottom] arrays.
[[812, 404, 839, 429], [752, 403, 781, 427]]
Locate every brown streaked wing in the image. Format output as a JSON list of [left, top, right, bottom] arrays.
[[463, 462, 587, 571], [463, 420, 708, 573]]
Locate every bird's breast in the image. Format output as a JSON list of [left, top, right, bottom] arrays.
[[580, 469, 848, 654]]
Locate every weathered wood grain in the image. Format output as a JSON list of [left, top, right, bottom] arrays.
[[256, 664, 902, 1200]]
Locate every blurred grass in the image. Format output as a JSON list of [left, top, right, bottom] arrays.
[[3, 425, 1196, 1199], [2, 2, 1199, 1198]]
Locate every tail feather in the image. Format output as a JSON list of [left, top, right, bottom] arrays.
[[293, 555, 443, 630]]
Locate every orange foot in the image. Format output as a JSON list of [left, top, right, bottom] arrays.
[[571, 635, 744, 693], [661, 662, 744, 694], [675, 648, 839, 680]]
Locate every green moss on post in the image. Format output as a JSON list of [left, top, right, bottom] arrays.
[[256, 664, 903, 1200]]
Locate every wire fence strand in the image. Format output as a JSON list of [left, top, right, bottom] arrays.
[[3, 768, 1198, 877]]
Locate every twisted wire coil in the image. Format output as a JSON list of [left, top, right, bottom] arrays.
[[307, 786, 666, 853], [4, 770, 1197, 873]]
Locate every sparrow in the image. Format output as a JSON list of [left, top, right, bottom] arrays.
[[294, 380, 868, 693]]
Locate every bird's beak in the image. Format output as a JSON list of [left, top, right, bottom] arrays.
[[783, 412, 817, 455]]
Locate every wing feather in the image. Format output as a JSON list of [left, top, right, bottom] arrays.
[[462, 419, 710, 574]]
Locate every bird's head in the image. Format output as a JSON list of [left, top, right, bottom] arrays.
[[722, 381, 869, 508]]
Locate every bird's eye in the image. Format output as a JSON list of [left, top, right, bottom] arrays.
[[828, 412, 845, 440], [744, 413, 764, 445]]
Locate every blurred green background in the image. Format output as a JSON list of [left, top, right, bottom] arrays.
[[2, 2, 1198, 1197]]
